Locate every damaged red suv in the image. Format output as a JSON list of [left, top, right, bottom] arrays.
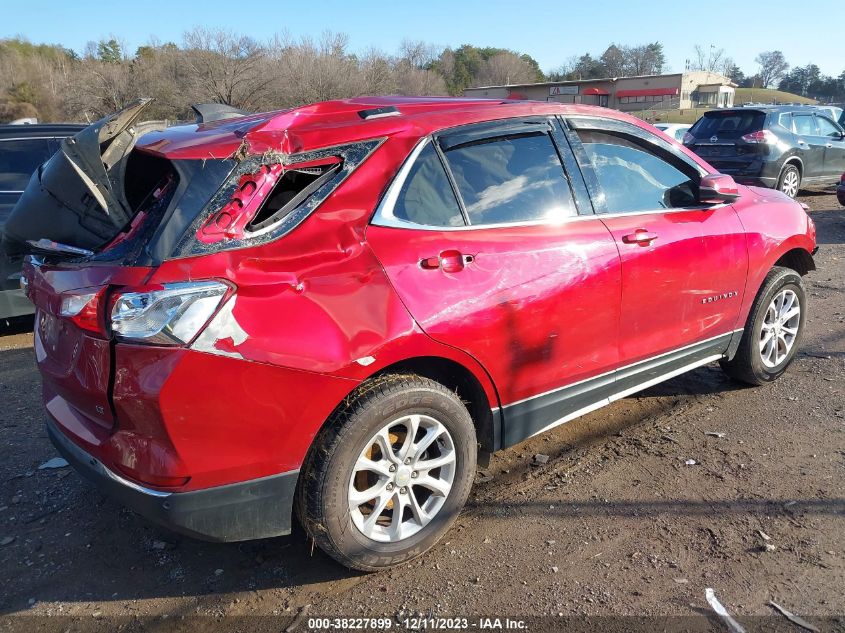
[[5, 97, 816, 571]]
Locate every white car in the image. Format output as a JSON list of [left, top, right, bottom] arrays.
[[653, 123, 691, 142]]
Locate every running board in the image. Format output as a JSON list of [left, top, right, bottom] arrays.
[[498, 331, 738, 449]]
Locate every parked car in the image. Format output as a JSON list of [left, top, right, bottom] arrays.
[[653, 122, 691, 142], [7, 97, 816, 571], [0, 123, 85, 319], [683, 106, 845, 197]]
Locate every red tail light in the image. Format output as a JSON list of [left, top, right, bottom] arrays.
[[59, 287, 108, 336], [840, 171, 845, 184], [741, 129, 777, 144]]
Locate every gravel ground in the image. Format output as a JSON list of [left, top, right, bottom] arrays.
[[0, 192, 843, 631]]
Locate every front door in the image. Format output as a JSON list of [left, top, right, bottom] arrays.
[[792, 113, 826, 178], [367, 120, 622, 446], [565, 116, 749, 370]]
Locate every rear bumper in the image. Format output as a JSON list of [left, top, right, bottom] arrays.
[[705, 157, 780, 189], [47, 417, 299, 542]]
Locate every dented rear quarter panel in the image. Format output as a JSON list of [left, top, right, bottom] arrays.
[[139, 132, 501, 487]]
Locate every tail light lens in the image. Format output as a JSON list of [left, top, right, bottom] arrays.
[[840, 171, 845, 184], [740, 129, 777, 144], [682, 132, 694, 145], [110, 281, 230, 345], [60, 288, 108, 336]]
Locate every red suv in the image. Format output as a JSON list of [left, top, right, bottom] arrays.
[[7, 97, 816, 571]]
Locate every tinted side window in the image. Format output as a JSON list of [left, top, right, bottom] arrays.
[[816, 116, 841, 138], [443, 133, 575, 225], [0, 138, 52, 192], [793, 115, 818, 136], [575, 130, 698, 213], [393, 143, 464, 227]]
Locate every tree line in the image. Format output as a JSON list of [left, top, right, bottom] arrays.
[[1, 31, 843, 124]]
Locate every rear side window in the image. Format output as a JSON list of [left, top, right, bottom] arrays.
[[393, 143, 464, 227], [777, 113, 793, 130], [575, 129, 698, 213], [0, 138, 52, 192], [689, 111, 765, 139], [442, 133, 576, 225], [793, 115, 818, 136]]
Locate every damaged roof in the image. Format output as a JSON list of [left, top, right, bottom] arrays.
[[134, 96, 609, 160]]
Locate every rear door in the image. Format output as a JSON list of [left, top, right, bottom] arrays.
[[816, 115, 845, 177], [792, 113, 825, 177], [565, 116, 748, 369], [367, 118, 622, 445]]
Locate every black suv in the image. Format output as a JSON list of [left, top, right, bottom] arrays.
[[684, 106, 845, 198], [0, 123, 84, 319]]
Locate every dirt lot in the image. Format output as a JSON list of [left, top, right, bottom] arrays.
[[1, 192, 843, 631]]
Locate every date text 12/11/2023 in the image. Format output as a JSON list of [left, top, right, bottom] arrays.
[[306, 617, 528, 630]]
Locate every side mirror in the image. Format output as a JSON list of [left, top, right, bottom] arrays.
[[699, 173, 740, 204]]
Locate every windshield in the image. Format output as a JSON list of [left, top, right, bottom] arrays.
[[689, 111, 766, 139]]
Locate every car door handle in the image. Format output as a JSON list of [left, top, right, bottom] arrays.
[[621, 230, 658, 246], [826, 143, 834, 148], [420, 249, 472, 273]]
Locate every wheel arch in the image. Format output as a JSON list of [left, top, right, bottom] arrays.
[[780, 156, 803, 177], [367, 356, 498, 452], [774, 247, 816, 276]]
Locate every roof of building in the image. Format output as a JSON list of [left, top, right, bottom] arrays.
[[466, 71, 736, 92]]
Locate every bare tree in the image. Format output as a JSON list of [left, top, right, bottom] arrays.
[[755, 50, 789, 88], [182, 27, 271, 109], [476, 52, 538, 86], [691, 44, 728, 73]]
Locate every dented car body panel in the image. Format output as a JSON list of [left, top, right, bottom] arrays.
[[12, 96, 816, 542]]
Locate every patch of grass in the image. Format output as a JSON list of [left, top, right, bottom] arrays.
[[735, 88, 816, 105]]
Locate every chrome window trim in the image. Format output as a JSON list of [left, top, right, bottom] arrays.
[[0, 190, 25, 194], [371, 135, 580, 232], [372, 121, 725, 232]]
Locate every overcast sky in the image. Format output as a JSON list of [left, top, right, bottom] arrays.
[[4, 0, 842, 77]]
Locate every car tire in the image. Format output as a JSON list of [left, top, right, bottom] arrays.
[[720, 266, 806, 385], [296, 373, 477, 571], [777, 163, 801, 198]]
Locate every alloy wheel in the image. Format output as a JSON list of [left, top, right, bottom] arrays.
[[759, 288, 800, 368], [780, 169, 799, 198], [348, 414, 456, 543]]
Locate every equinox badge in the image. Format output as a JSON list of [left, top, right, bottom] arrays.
[[702, 291, 738, 304]]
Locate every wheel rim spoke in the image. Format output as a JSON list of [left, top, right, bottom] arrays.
[[759, 288, 800, 368], [348, 413, 456, 543], [415, 474, 451, 497], [415, 450, 456, 472], [349, 480, 389, 506]]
